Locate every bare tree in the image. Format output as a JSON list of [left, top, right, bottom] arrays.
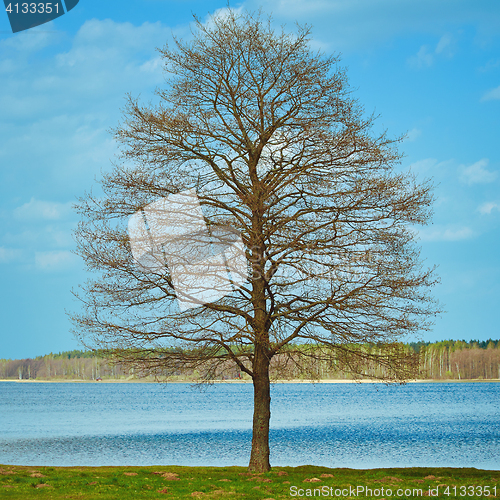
[[72, 10, 440, 472]]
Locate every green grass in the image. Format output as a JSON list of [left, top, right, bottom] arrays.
[[1, 464, 499, 499]]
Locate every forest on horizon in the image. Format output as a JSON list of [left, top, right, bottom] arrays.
[[1, 339, 499, 382]]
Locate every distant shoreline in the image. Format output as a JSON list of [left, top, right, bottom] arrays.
[[1, 378, 499, 384]]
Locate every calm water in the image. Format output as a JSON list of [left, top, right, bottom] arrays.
[[0, 381, 499, 469]]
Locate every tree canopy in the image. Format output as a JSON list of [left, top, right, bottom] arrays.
[[72, 10, 440, 472]]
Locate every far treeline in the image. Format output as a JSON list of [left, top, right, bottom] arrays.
[[1, 340, 500, 382]]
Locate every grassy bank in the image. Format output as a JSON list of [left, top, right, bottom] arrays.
[[1, 464, 498, 499]]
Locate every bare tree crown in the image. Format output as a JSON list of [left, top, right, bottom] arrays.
[[73, 9, 439, 383]]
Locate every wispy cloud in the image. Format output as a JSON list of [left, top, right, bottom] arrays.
[[0, 247, 24, 264], [435, 33, 452, 55], [13, 198, 73, 221], [0, 25, 61, 53], [405, 128, 422, 142], [417, 226, 475, 242], [478, 201, 500, 215], [407, 33, 454, 69], [249, 0, 500, 52], [3, 225, 74, 248], [407, 158, 453, 175], [408, 45, 433, 69], [478, 59, 500, 73], [0, 19, 174, 196], [35, 250, 79, 272], [459, 158, 498, 185], [410, 158, 440, 171], [204, 5, 245, 24], [481, 85, 500, 102]]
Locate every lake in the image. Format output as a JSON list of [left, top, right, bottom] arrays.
[[0, 381, 499, 469]]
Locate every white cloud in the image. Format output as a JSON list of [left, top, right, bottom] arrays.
[[407, 158, 453, 175], [405, 128, 422, 142], [35, 250, 79, 271], [478, 202, 500, 215], [435, 33, 453, 55], [459, 158, 498, 185], [478, 59, 500, 73], [0, 247, 24, 263], [242, 0, 500, 53], [69, 18, 170, 56], [408, 45, 433, 69], [139, 57, 163, 74], [408, 33, 454, 69], [0, 19, 175, 196], [418, 226, 475, 242], [481, 85, 500, 102], [0, 19, 172, 122], [261, 0, 333, 16], [13, 198, 73, 221], [205, 5, 245, 24], [410, 158, 439, 171], [0, 24, 61, 53]]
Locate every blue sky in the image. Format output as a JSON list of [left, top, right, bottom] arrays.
[[1, 0, 499, 359]]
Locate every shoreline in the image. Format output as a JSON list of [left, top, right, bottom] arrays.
[[1, 378, 499, 384]]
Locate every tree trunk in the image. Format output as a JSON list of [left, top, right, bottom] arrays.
[[248, 344, 271, 472]]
